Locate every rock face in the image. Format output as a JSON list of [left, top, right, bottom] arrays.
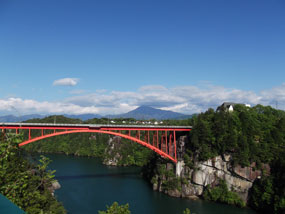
[[177, 136, 187, 159], [149, 136, 270, 203], [103, 136, 123, 166], [176, 160, 185, 177], [48, 180, 61, 196], [190, 156, 258, 201]]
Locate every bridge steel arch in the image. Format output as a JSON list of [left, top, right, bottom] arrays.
[[1, 123, 192, 163]]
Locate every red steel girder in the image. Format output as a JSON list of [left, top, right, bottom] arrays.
[[1, 124, 191, 163], [18, 129, 177, 163]]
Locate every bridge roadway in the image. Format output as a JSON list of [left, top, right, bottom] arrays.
[[0, 122, 192, 131], [1, 123, 191, 163]]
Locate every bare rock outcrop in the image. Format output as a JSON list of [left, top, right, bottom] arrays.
[[48, 180, 61, 196], [103, 136, 123, 166], [148, 136, 270, 203]]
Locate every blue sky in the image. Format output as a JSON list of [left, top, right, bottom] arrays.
[[0, 0, 285, 115]]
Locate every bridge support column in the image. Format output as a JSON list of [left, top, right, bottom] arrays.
[[176, 160, 185, 177], [174, 130, 176, 161], [165, 131, 168, 154], [156, 130, 159, 148]]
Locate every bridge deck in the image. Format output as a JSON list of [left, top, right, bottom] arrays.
[[0, 122, 192, 130], [1, 123, 191, 163]]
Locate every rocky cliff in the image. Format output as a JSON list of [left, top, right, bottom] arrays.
[[102, 136, 153, 166], [103, 136, 123, 166], [146, 136, 270, 203], [48, 180, 61, 197], [103, 135, 270, 205]]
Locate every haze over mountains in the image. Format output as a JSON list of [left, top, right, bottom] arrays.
[[106, 106, 190, 120], [0, 114, 45, 123], [0, 106, 192, 122]]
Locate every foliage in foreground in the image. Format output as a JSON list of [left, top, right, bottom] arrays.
[[183, 208, 193, 214], [0, 134, 66, 214], [98, 202, 194, 214], [98, 202, 130, 214]]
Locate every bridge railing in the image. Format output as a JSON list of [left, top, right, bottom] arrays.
[[1, 123, 191, 163]]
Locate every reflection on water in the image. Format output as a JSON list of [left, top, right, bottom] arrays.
[[56, 172, 140, 180]]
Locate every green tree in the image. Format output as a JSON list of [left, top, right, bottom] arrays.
[[203, 179, 245, 207], [183, 208, 191, 214], [0, 134, 66, 214], [98, 202, 130, 214]]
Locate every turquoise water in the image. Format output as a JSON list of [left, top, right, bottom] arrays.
[[40, 154, 257, 214], [0, 194, 25, 214]]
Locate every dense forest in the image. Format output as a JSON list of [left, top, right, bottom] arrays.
[[184, 104, 285, 213], [187, 104, 285, 165]]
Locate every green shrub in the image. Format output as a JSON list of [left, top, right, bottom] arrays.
[[98, 202, 130, 214], [203, 179, 245, 208], [0, 135, 66, 214]]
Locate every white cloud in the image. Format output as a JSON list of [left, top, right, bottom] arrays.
[[1, 83, 285, 116], [260, 84, 285, 108], [0, 98, 99, 115], [62, 83, 285, 114], [53, 78, 79, 86]]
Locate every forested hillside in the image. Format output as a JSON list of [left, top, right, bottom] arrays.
[[183, 104, 285, 213], [187, 104, 285, 166]]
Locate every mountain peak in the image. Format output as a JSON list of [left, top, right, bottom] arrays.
[[132, 106, 161, 113], [0, 106, 192, 122], [136, 105, 153, 109], [109, 105, 191, 120]]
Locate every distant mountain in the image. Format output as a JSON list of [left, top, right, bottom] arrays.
[[63, 114, 102, 120], [107, 106, 192, 120], [0, 114, 102, 123], [0, 114, 45, 122], [0, 106, 192, 122]]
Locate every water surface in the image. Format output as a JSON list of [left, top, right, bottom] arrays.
[[40, 154, 257, 214]]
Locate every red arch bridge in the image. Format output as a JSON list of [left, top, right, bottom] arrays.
[[1, 123, 191, 163]]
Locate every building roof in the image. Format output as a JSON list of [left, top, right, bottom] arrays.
[[221, 102, 240, 108], [217, 102, 246, 111]]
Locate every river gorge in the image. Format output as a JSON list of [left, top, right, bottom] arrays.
[[37, 153, 257, 214]]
